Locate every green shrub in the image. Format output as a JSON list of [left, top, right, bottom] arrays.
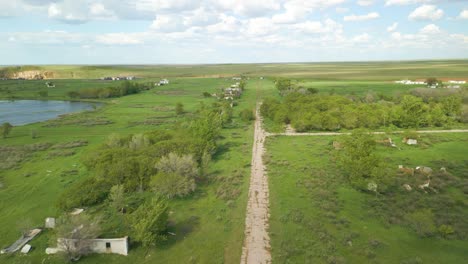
[[405, 209, 436, 237], [151, 172, 196, 199], [57, 178, 110, 210], [239, 108, 255, 121]]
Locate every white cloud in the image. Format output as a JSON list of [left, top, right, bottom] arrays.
[[89, 3, 115, 18], [352, 33, 371, 42], [206, 14, 241, 34], [294, 19, 343, 35], [335, 7, 349, 14], [409, 5, 444, 21], [385, 0, 435, 6], [8, 30, 85, 44], [419, 23, 441, 34], [96, 33, 144, 45], [357, 0, 374, 6], [344, 12, 380, 22], [150, 15, 186, 32], [459, 10, 468, 20], [387, 22, 398, 32], [214, 0, 281, 17]]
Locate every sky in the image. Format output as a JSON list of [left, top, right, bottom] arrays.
[[0, 0, 467, 64]]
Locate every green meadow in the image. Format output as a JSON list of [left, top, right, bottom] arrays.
[[266, 134, 468, 263], [0, 60, 466, 263], [0, 77, 275, 263]]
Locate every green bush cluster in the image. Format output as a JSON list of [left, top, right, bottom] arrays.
[[67, 81, 149, 99], [261, 92, 464, 132]]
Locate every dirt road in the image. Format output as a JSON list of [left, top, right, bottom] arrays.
[[240, 104, 271, 264]]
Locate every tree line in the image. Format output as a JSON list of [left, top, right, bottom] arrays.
[[67, 81, 151, 99], [261, 90, 464, 132]]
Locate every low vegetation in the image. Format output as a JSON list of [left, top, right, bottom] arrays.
[[267, 134, 468, 263]]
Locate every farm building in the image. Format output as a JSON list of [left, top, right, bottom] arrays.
[[448, 80, 466, 84], [394, 80, 426, 85], [156, 79, 170, 86], [47, 237, 129, 256]]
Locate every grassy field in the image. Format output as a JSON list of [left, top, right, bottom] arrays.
[[0, 77, 275, 263], [2, 60, 468, 80], [266, 133, 468, 263]]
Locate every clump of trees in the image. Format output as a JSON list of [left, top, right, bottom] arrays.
[[58, 103, 226, 210], [151, 153, 199, 198], [338, 130, 390, 192], [67, 81, 149, 99], [261, 91, 464, 132]]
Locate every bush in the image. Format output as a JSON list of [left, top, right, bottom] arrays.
[[239, 108, 255, 121], [130, 197, 169, 247], [151, 172, 196, 198], [405, 209, 436, 237], [57, 178, 110, 210]]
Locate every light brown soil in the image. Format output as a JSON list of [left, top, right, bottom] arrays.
[[240, 104, 271, 264]]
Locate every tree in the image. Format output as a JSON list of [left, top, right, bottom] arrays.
[[275, 78, 292, 96], [240, 108, 255, 121], [175, 102, 184, 115], [130, 197, 168, 248], [155, 153, 199, 179], [55, 214, 101, 261], [151, 172, 196, 198], [426, 77, 440, 87], [1, 122, 13, 139], [152, 153, 199, 198], [109, 185, 125, 213], [338, 130, 386, 191]]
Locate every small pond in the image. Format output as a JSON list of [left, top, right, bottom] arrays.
[[0, 100, 102, 126]]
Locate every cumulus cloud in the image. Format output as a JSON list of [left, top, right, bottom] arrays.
[[8, 30, 85, 44], [344, 12, 380, 22], [459, 10, 468, 19], [294, 19, 343, 36], [409, 5, 444, 21], [96, 33, 145, 45], [419, 23, 441, 34], [352, 33, 371, 42], [357, 0, 374, 6], [387, 22, 398, 32], [385, 0, 435, 6]]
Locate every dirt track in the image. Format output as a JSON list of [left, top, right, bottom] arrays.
[[240, 104, 271, 264]]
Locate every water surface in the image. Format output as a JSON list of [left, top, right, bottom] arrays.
[[0, 100, 101, 126]]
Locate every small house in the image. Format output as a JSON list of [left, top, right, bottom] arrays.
[[47, 236, 129, 256], [156, 79, 170, 86]]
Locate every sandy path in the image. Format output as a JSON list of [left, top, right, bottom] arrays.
[[240, 104, 271, 264]]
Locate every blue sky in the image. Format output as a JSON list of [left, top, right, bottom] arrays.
[[0, 0, 467, 64]]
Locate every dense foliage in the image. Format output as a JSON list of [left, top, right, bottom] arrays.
[[67, 81, 150, 99], [261, 91, 464, 132], [58, 103, 227, 210]]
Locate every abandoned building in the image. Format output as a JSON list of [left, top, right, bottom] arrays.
[[47, 236, 129, 256]]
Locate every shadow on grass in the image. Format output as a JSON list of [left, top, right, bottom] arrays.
[[212, 141, 241, 161], [160, 216, 200, 249]]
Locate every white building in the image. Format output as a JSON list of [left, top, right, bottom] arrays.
[[448, 80, 466, 84], [394, 80, 427, 85], [47, 237, 129, 256]]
